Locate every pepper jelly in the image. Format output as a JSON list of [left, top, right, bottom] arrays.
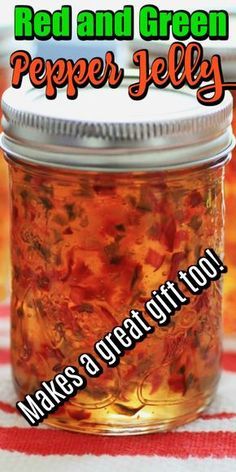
[[0, 81, 234, 434]]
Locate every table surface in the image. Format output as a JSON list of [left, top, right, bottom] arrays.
[[0, 304, 236, 472]]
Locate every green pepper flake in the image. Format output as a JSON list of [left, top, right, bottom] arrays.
[[24, 174, 32, 182], [86, 386, 109, 400], [189, 215, 202, 231], [194, 244, 202, 260], [206, 189, 212, 209], [178, 365, 186, 375], [35, 299, 47, 317], [64, 203, 76, 221], [127, 195, 137, 208], [32, 240, 51, 261], [137, 357, 153, 375], [110, 255, 123, 265], [188, 190, 203, 208], [40, 184, 53, 196], [37, 275, 50, 290], [186, 373, 195, 389], [137, 195, 152, 212], [130, 264, 142, 289], [39, 197, 53, 211], [53, 364, 63, 373], [148, 223, 161, 240], [115, 224, 126, 232], [13, 266, 21, 280], [137, 187, 155, 212], [16, 306, 24, 318], [79, 179, 93, 197], [54, 253, 62, 266], [104, 242, 122, 264], [77, 303, 94, 313], [53, 214, 67, 226], [54, 229, 63, 243], [20, 189, 29, 203], [113, 403, 144, 417]]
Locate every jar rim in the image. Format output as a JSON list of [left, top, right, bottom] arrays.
[[1, 131, 235, 173]]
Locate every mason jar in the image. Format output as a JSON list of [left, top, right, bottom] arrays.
[[0, 81, 234, 434]]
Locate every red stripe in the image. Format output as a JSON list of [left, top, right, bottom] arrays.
[[0, 429, 236, 457], [0, 402, 16, 414], [0, 348, 10, 364], [0, 306, 9, 318], [201, 413, 236, 420], [222, 352, 236, 372]]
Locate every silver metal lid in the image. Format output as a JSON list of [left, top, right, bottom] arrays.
[[1, 77, 234, 172]]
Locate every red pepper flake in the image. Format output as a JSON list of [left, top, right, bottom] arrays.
[[68, 409, 91, 421], [30, 210, 36, 222], [70, 285, 100, 303], [41, 345, 65, 361], [195, 292, 209, 311], [93, 184, 116, 196], [124, 365, 136, 381], [71, 261, 92, 281], [174, 230, 188, 248], [63, 227, 73, 235], [163, 334, 186, 363], [168, 373, 186, 395], [168, 252, 185, 280], [150, 373, 162, 394], [13, 206, 18, 220], [100, 220, 119, 238], [162, 217, 177, 252], [145, 249, 165, 270], [59, 249, 74, 282]]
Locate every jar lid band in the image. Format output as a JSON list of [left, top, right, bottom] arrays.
[[1, 77, 234, 171]]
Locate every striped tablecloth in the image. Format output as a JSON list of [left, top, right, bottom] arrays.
[[0, 304, 236, 471]]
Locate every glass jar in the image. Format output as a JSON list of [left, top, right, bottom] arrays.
[[0, 82, 234, 434]]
